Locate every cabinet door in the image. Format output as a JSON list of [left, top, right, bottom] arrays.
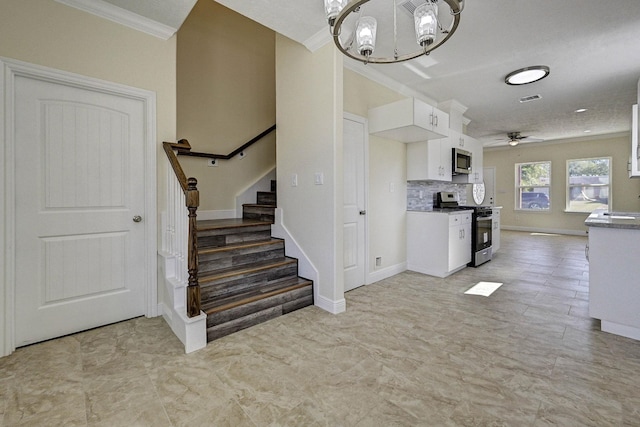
[[492, 209, 501, 253], [438, 138, 452, 181], [630, 104, 640, 177], [448, 215, 471, 270], [431, 107, 450, 138], [469, 136, 484, 183], [450, 130, 465, 148]]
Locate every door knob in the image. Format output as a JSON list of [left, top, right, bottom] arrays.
[[359, 210, 366, 215], [133, 215, 143, 223]]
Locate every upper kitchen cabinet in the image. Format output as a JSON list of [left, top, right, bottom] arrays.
[[629, 104, 640, 178], [452, 132, 483, 184], [369, 98, 449, 142], [407, 139, 452, 181]]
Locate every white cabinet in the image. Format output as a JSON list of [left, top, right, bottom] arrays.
[[452, 132, 483, 184], [448, 212, 472, 271], [492, 207, 501, 253], [369, 98, 449, 143], [407, 211, 472, 278], [629, 104, 640, 178], [407, 139, 452, 181], [587, 223, 640, 341]]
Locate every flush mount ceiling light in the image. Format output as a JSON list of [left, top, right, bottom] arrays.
[[324, 0, 464, 64], [505, 65, 550, 85]]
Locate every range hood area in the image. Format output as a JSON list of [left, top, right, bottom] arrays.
[[368, 98, 450, 143]]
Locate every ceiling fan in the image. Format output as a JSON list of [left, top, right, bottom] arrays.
[[487, 132, 544, 147]]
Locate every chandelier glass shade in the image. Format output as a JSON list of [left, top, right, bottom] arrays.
[[324, 0, 464, 64]]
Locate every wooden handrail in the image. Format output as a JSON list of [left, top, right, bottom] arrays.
[[163, 140, 201, 318], [175, 124, 276, 160]]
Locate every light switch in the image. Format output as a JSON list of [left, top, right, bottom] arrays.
[[291, 173, 298, 187], [389, 182, 395, 193], [314, 172, 324, 185]]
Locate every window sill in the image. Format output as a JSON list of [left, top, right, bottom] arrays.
[[514, 209, 551, 213]]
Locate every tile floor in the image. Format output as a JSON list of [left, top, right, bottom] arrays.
[[1, 230, 640, 426]]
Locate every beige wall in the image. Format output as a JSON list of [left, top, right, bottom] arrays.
[[176, 1, 276, 211], [484, 134, 640, 234], [0, 0, 177, 355], [343, 69, 408, 275], [276, 36, 344, 306]]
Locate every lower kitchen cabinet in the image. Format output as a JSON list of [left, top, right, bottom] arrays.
[[492, 207, 501, 253], [407, 211, 472, 278]]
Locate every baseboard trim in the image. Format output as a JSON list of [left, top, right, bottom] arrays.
[[501, 225, 588, 236], [315, 294, 346, 314], [157, 251, 206, 354], [367, 262, 407, 284]]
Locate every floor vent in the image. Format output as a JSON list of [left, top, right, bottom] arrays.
[[519, 94, 542, 103]]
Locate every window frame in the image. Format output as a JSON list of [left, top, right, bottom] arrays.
[[515, 161, 552, 212], [565, 156, 612, 213]]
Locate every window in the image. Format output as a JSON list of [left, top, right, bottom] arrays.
[[516, 161, 551, 210], [567, 157, 611, 212]]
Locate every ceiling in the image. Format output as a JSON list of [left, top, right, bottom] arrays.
[[89, 0, 640, 147]]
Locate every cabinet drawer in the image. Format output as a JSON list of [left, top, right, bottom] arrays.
[[449, 212, 472, 226]]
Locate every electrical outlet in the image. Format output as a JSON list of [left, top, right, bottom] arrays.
[[207, 158, 218, 167]]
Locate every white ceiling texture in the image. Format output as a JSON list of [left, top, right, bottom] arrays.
[[88, 0, 640, 147]]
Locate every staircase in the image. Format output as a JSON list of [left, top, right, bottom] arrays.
[[196, 182, 313, 341]]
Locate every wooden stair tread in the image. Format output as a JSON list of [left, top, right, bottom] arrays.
[[198, 238, 282, 255], [243, 203, 276, 208], [199, 257, 297, 283], [203, 277, 312, 315], [197, 218, 272, 231]]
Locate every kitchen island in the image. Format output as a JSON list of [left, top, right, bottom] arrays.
[[585, 209, 640, 341]]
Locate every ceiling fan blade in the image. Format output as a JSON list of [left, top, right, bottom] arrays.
[[519, 136, 544, 143]]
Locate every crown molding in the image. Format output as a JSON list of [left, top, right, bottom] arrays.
[[55, 0, 177, 40], [303, 27, 331, 53]]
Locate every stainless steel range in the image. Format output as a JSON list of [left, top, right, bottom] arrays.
[[435, 192, 493, 267], [460, 205, 492, 267]]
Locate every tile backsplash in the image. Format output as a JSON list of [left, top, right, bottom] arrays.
[[407, 180, 468, 211]]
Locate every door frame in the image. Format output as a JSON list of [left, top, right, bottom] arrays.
[[0, 57, 157, 357], [343, 112, 370, 288]]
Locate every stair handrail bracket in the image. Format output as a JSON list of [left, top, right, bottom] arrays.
[[163, 140, 201, 318]]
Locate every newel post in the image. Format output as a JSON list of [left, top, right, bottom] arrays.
[[186, 177, 201, 317]]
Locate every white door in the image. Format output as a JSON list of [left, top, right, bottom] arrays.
[[14, 74, 147, 346], [343, 115, 367, 292], [483, 167, 496, 206]]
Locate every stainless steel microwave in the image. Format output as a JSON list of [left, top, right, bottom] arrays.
[[452, 148, 472, 175]]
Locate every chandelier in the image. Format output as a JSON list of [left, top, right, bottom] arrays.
[[324, 0, 464, 64]]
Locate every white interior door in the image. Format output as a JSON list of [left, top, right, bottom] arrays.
[[483, 167, 496, 206], [14, 74, 147, 347], [343, 115, 367, 292]]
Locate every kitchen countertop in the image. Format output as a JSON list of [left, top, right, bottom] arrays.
[[585, 208, 640, 230], [407, 208, 474, 214]]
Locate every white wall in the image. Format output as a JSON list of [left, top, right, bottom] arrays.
[[484, 134, 640, 234], [0, 0, 176, 356], [176, 0, 276, 212], [275, 36, 345, 312]]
